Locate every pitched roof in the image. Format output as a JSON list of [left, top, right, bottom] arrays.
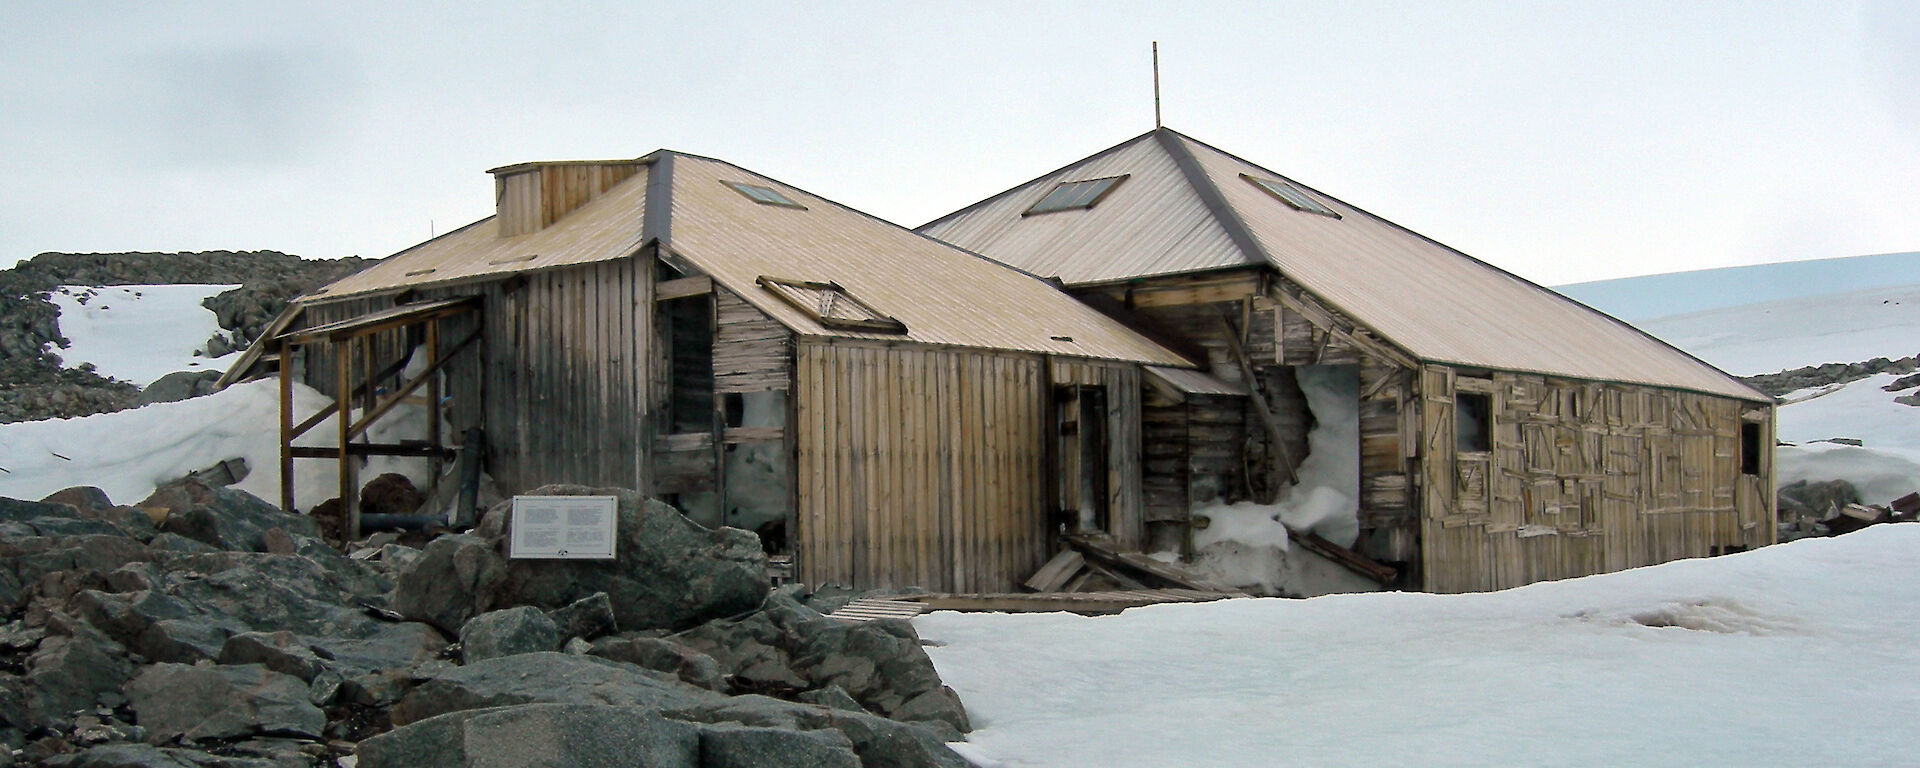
[[920, 128, 1768, 402], [302, 151, 1191, 367]]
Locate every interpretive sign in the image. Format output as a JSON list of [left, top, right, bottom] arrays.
[[508, 495, 618, 559]]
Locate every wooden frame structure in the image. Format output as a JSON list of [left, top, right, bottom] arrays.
[[273, 297, 481, 539]]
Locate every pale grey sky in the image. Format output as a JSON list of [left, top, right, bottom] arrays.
[[3, 1, 1916, 284]]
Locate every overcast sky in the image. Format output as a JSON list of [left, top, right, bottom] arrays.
[[4, 1, 1916, 285]]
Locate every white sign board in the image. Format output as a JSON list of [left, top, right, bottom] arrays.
[[508, 495, 618, 559]]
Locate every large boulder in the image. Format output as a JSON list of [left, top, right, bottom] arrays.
[[458, 607, 558, 662], [701, 723, 861, 768], [589, 636, 727, 692], [138, 478, 319, 552], [133, 371, 221, 406], [670, 695, 967, 768], [125, 663, 325, 743], [358, 704, 702, 768], [389, 652, 726, 727], [390, 534, 508, 636], [477, 486, 768, 632]]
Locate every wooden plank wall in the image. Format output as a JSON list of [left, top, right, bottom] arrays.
[[296, 257, 652, 497], [793, 341, 1049, 593], [1050, 359, 1147, 551], [1419, 363, 1776, 593]]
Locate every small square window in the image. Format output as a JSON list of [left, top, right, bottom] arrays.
[[757, 276, 906, 333], [723, 181, 805, 209], [1242, 174, 1339, 218], [1024, 175, 1127, 215]]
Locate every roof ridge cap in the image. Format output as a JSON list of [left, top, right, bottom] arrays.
[[1152, 129, 1268, 269]]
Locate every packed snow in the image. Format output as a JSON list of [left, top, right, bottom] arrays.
[[1554, 249, 1920, 321], [45, 283, 238, 386], [1632, 281, 1920, 377], [0, 378, 435, 512], [921, 525, 1920, 767], [1185, 365, 1375, 596]]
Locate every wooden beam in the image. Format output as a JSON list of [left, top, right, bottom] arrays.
[[1289, 529, 1399, 585], [336, 340, 357, 540], [345, 327, 482, 441], [278, 343, 295, 513], [1219, 315, 1299, 487], [654, 275, 712, 302], [292, 444, 457, 459]]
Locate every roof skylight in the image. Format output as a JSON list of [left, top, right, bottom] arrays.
[[724, 181, 805, 209], [1242, 174, 1339, 218], [1024, 175, 1127, 215], [756, 276, 907, 333]]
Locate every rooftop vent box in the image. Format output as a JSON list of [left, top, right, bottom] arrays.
[[488, 159, 649, 237]]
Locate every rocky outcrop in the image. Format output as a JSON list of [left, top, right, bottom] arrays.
[[1742, 354, 1920, 398], [0, 483, 969, 767], [0, 250, 376, 424]]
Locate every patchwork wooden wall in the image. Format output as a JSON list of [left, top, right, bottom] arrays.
[[1419, 365, 1776, 593]]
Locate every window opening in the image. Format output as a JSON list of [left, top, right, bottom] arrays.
[[723, 181, 805, 209], [1242, 174, 1340, 218], [756, 276, 906, 333], [1024, 175, 1127, 215], [1740, 421, 1763, 476], [1456, 391, 1491, 453], [659, 294, 714, 434]]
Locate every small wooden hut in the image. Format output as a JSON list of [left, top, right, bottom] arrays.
[[249, 150, 1192, 593], [920, 128, 1777, 593]]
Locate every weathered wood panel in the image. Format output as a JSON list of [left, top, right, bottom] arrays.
[[1420, 363, 1776, 593], [794, 342, 1049, 593], [1050, 358, 1146, 551]]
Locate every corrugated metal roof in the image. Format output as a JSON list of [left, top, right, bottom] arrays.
[[307, 163, 652, 300], [300, 150, 1190, 367], [919, 133, 1253, 284], [920, 128, 1767, 402], [665, 153, 1190, 365]]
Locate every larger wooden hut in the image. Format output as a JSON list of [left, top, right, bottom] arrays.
[[920, 128, 1777, 593], [260, 150, 1192, 593]]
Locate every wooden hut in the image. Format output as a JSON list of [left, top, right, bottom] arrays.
[[253, 150, 1192, 593], [920, 128, 1777, 593]]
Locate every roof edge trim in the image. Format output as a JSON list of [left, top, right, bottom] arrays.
[[1153, 129, 1267, 269]]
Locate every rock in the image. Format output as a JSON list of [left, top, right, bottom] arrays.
[[216, 631, 326, 681], [21, 632, 133, 726], [457, 607, 558, 662], [478, 486, 768, 632], [798, 685, 866, 713], [389, 652, 724, 727], [1885, 371, 1920, 392], [125, 663, 326, 743], [390, 534, 507, 636], [791, 618, 964, 731], [588, 636, 727, 692], [672, 695, 966, 768], [41, 743, 210, 767], [544, 592, 615, 642], [0, 496, 151, 541], [133, 371, 221, 407], [699, 723, 860, 768], [37, 488, 113, 516], [1777, 479, 1862, 520], [358, 703, 701, 768], [139, 479, 318, 552], [359, 474, 424, 518]]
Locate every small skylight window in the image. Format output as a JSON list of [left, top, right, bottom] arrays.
[[1024, 175, 1127, 216], [724, 181, 805, 209], [1242, 174, 1339, 218], [756, 276, 907, 333]]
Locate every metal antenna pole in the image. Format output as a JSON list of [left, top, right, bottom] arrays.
[[1152, 42, 1162, 128]]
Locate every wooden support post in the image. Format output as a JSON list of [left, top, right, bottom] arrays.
[[1219, 316, 1299, 488], [426, 320, 442, 501], [336, 340, 359, 541], [278, 342, 295, 513]]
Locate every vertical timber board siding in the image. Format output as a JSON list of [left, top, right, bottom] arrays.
[[476, 258, 649, 494], [1048, 358, 1146, 551], [794, 342, 1047, 592], [1421, 360, 1772, 594], [495, 163, 643, 237]]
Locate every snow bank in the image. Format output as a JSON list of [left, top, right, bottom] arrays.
[[46, 284, 238, 386], [1185, 366, 1367, 596], [920, 524, 1920, 767], [1771, 372, 1920, 504], [0, 379, 435, 512]]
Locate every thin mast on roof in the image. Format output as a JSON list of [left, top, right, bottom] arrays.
[[1152, 41, 1162, 128]]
